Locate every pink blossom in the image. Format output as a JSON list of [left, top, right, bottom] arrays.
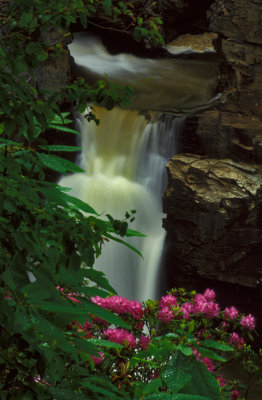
[[180, 302, 193, 320], [67, 293, 80, 303], [90, 352, 104, 366], [240, 314, 255, 330], [201, 357, 215, 373], [204, 301, 220, 318], [76, 319, 93, 336], [91, 296, 143, 320], [203, 288, 216, 302], [217, 375, 227, 387], [136, 321, 144, 330], [193, 294, 207, 313], [138, 335, 151, 350], [193, 294, 220, 318], [228, 332, 244, 348], [160, 294, 177, 309], [230, 389, 241, 399], [157, 306, 174, 323], [224, 306, 238, 320], [104, 328, 136, 348]]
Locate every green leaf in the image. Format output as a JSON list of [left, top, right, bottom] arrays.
[[172, 395, 210, 400], [162, 350, 192, 394], [104, 233, 143, 258], [59, 191, 98, 215], [36, 52, 48, 62], [14, 231, 26, 250], [178, 344, 194, 356], [19, 12, 34, 28], [200, 339, 233, 352], [84, 269, 117, 294], [194, 345, 227, 362], [22, 281, 52, 301], [37, 153, 84, 173], [184, 359, 220, 400], [48, 123, 80, 134], [71, 337, 99, 356], [84, 302, 130, 329], [39, 144, 82, 152], [142, 378, 162, 395], [144, 394, 173, 400], [32, 300, 129, 329], [87, 338, 123, 349], [4, 119, 16, 135], [103, 0, 112, 15]]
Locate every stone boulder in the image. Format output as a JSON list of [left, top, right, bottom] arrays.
[[163, 154, 262, 287]]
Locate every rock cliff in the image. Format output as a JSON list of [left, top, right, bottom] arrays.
[[163, 0, 262, 301]]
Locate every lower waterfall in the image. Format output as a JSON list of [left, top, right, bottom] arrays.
[[59, 107, 184, 300]]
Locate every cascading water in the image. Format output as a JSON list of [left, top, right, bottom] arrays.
[[59, 32, 218, 300]]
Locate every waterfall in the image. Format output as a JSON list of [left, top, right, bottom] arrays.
[[59, 107, 184, 300], [59, 32, 217, 300]]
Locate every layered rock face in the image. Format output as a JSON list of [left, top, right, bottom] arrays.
[[163, 0, 262, 296], [163, 155, 262, 286]]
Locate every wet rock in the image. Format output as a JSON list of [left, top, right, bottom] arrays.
[[163, 154, 262, 287], [35, 27, 72, 93], [165, 32, 218, 55]]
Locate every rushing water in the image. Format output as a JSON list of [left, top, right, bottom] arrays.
[[59, 33, 218, 300]]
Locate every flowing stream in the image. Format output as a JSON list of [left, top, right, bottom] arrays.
[[59, 33, 218, 300]]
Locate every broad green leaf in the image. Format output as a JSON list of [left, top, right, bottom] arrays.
[[194, 345, 227, 362], [87, 338, 123, 349], [48, 123, 80, 134], [39, 144, 82, 152], [104, 233, 143, 258], [162, 350, 192, 394], [37, 152, 84, 173], [200, 339, 234, 352], [144, 394, 173, 400], [84, 268, 117, 293], [84, 302, 130, 329], [71, 336, 99, 356], [178, 344, 194, 356], [22, 281, 52, 301], [59, 191, 98, 215], [183, 359, 220, 400], [172, 395, 210, 400], [82, 376, 124, 399], [32, 300, 129, 329], [14, 231, 26, 250], [142, 378, 162, 395], [82, 382, 120, 399], [49, 387, 86, 400]]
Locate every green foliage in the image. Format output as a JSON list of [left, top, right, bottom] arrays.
[[0, 1, 165, 399]]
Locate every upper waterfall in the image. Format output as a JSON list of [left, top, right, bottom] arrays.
[[70, 32, 218, 112]]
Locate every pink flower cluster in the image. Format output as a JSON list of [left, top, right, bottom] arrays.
[[180, 289, 220, 319], [224, 306, 238, 320], [92, 296, 143, 320], [240, 314, 255, 330], [157, 294, 177, 323], [230, 389, 241, 399], [90, 352, 104, 366], [228, 332, 244, 349], [138, 335, 151, 350], [104, 328, 136, 348]]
